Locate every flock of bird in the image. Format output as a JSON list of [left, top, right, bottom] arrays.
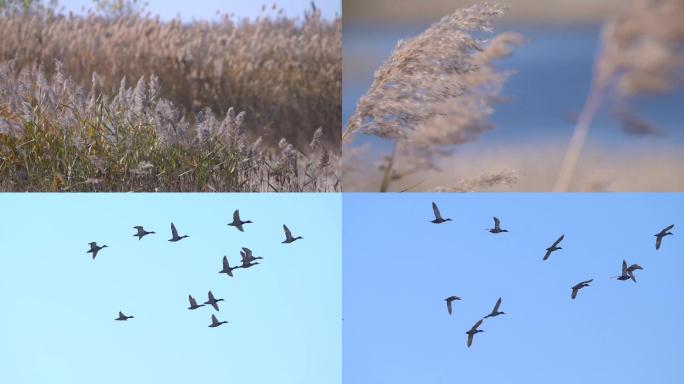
[[430, 202, 675, 348], [88, 209, 303, 327]]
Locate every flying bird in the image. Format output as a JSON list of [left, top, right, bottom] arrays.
[[87, 242, 107, 259], [571, 279, 593, 299], [282, 225, 303, 243], [487, 217, 508, 233], [187, 295, 205, 310], [239, 247, 262, 268], [430, 202, 451, 224], [655, 224, 674, 250], [204, 290, 224, 311], [133, 226, 155, 240], [543, 235, 565, 261], [483, 297, 506, 318], [219, 256, 240, 277], [208, 314, 228, 328], [228, 210, 253, 232], [168, 222, 188, 242], [627, 263, 643, 282], [115, 311, 134, 321], [444, 295, 461, 315], [466, 319, 484, 348], [614, 260, 643, 282]]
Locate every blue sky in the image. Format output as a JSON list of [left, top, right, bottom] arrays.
[[59, 0, 340, 20], [343, 193, 683, 384], [0, 193, 341, 384]]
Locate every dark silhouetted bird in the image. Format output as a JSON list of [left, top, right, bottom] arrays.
[[228, 210, 253, 232], [219, 256, 240, 277], [239, 247, 262, 268], [282, 225, 303, 243], [483, 297, 505, 318], [655, 224, 674, 250], [430, 202, 451, 224], [543, 235, 565, 261], [204, 291, 224, 311], [571, 279, 592, 299], [209, 314, 228, 328], [133, 226, 155, 240], [627, 263, 643, 282], [187, 295, 205, 310], [445, 295, 461, 315], [87, 242, 107, 259], [466, 319, 484, 348], [115, 311, 134, 321], [168, 223, 188, 242], [487, 217, 508, 233]]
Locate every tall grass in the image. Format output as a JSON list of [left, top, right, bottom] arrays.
[[343, 3, 521, 192], [0, 0, 340, 191]]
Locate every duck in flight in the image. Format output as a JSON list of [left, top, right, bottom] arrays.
[[187, 295, 205, 310], [87, 242, 108, 259], [430, 202, 451, 224], [655, 224, 674, 250], [228, 210, 253, 232], [115, 311, 134, 321], [614, 260, 643, 282], [168, 222, 188, 242], [571, 279, 592, 299], [282, 225, 303, 243], [219, 255, 240, 277], [444, 295, 461, 315], [543, 234, 564, 261], [483, 297, 506, 318], [239, 247, 262, 268], [487, 217, 508, 234], [466, 319, 484, 348], [204, 290, 224, 311], [208, 314, 228, 328], [133, 226, 155, 240]]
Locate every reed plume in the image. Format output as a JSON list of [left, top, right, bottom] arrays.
[[343, 3, 521, 192]]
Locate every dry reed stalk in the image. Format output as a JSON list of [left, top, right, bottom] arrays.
[[553, 0, 684, 191]]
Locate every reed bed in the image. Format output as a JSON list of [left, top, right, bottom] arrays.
[[0, 0, 340, 191]]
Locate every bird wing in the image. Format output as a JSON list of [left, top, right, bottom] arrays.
[[211, 314, 218, 324], [211, 301, 219, 311], [492, 297, 502, 313], [189, 295, 197, 306], [571, 288, 578, 299], [543, 250, 552, 260], [470, 319, 483, 332], [283, 225, 292, 239], [660, 224, 674, 234], [119, 311, 125, 318], [628, 264, 643, 271], [493, 217, 501, 229], [233, 210, 240, 222], [627, 269, 636, 282], [171, 223, 178, 237], [552, 234, 565, 247], [467, 333, 474, 347], [622, 260, 628, 275], [89, 242, 97, 251], [655, 235, 662, 250], [581, 279, 593, 285], [208, 291, 215, 301], [447, 300, 453, 315], [242, 247, 252, 258], [432, 202, 442, 220], [240, 250, 247, 262], [223, 256, 229, 270]]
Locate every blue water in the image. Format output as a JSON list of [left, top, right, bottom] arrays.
[[343, 23, 684, 151]]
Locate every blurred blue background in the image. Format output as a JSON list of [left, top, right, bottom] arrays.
[[0, 193, 341, 384], [343, 193, 683, 383]]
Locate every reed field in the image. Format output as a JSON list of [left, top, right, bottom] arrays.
[[0, 0, 340, 191]]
